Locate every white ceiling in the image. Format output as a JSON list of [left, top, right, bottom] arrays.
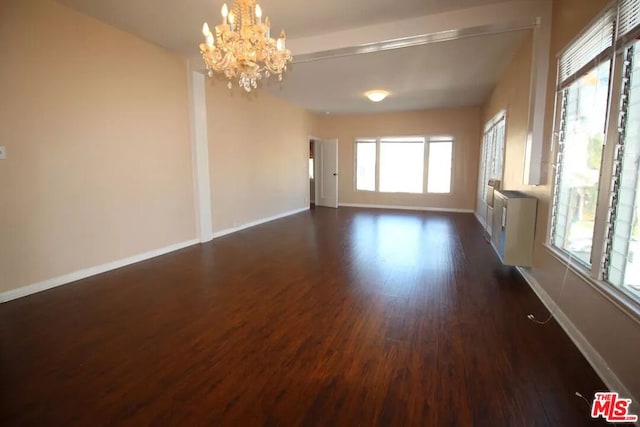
[[53, 0, 517, 54], [269, 30, 528, 114], [53, 0, 534, 113]]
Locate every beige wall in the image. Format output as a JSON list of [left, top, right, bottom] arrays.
[[484, 0, 640, 400], [484, 32, 533, 189], [205, 82, 316, 233], [0, 0, 196, 293], [316, 108, 482, 210]]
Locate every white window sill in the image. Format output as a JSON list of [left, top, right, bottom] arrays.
[[353, 190, 453, 195], [543, 243, 640, 325]]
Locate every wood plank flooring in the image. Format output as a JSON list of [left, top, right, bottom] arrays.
[[0, 208, 613, 426]]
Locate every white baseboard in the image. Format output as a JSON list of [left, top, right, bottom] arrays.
[[0, 239, 200, 303], [2, 207, 310, 303], [211, 206, 309, 239], [338, 203, 474, 213], [516, 266, 639, 418], [474, 211, 487, 228], [473, 212, 493, 237]]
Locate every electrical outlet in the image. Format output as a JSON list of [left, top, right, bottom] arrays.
[[0, 146, 6, 160]]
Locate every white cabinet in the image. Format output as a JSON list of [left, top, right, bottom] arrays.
[[491, 190, 537, 267]]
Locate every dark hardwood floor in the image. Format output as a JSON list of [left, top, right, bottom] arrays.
[[1, 208, 612, 426]]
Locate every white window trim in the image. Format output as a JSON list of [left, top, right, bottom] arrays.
[[353, 138, 377, 193], [485, 109, 507, 133]]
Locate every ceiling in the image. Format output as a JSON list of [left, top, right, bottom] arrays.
[[53, 0, 532, 114], [269, 30, 527, 114]]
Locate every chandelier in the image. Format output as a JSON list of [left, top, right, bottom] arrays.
[[199, 0, 292, 92]]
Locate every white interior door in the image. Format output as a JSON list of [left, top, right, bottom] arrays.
[[315, 139, 338, 208]]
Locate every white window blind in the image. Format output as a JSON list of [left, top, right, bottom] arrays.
[[558, 7, 616, 89], [617, 0, 640, 45]]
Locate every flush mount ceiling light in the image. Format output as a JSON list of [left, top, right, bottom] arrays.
[[365, 90, 390, 102], [200, 0, 292, 92]]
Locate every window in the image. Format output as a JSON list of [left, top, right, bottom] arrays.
[[606, 41, 640, 302], [355, 136, 454, 194], [477, 114, 506, 206], [355, 139, 376, 191], [551, 60, 610, 265], [476, 113, 506, 229], [427, 138, 453, 193], [549, 0, 640, 307], [379, 137, 424, 193]]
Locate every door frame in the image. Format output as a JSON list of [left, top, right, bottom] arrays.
[[308, 135, 339, 208]]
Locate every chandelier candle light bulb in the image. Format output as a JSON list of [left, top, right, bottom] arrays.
[[221, 3, 229, 22], [200, 0, 292, 92], [255, 4, 262, 23], [277, 30, 286, 50], [228, 12, 235, 30]]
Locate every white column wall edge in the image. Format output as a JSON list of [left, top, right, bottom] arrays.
[[188, 68, 213, 242], [524, 0, 552, 186]]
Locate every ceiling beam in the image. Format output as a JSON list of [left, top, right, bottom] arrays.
[[292, 21, 535, 64], [287, 1, 547, 57]]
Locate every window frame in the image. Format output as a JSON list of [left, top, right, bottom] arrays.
[[353, 135, 455, 195], [549, 59, 613, 269], [602, 43, 640, 303], [354, 138, 377, 192], [426, 137, 455, 194], [478, 111, 507, 203], [546, 0, 640, 319]]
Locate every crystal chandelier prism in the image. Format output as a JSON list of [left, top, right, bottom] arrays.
[[200, 0, 292, 92]]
